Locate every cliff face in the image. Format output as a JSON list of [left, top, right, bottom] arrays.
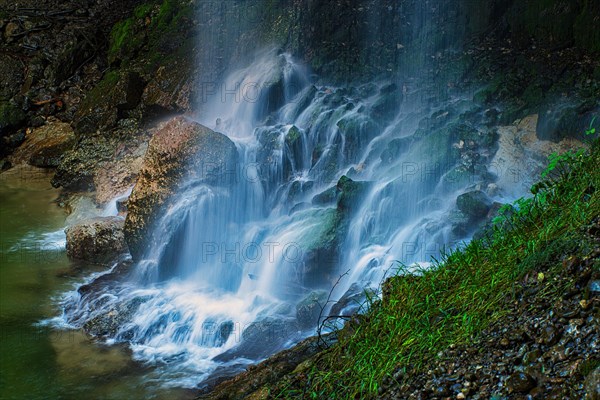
[[2, 0, 598, 169]]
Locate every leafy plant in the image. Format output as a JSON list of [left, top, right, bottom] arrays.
[[586, 116, 597, 136]]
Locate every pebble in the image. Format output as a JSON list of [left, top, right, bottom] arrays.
[[506, 372, 536, 394]]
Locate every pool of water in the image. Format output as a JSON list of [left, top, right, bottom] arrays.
[[0, 167, 195, 400]]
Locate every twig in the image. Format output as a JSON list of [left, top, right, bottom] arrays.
[[315, 269, 350, 349]]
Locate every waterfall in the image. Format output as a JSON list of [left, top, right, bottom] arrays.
[[58, 48, 498, 387]]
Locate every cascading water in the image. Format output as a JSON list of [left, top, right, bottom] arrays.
[[57, 48, 504, 387]]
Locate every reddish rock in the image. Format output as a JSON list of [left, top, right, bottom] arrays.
[[65, 216, 127, 265], [9, 120, 75, 168], [124, 116, 238, 260]]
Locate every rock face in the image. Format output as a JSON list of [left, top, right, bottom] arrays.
[[73, 71, 145, 136], [65, 217, 127, 265], [124, 116, 238, 260], [9, 121, 75, 167], [490, 114, 583, 198]]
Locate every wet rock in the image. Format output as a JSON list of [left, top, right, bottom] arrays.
[[296, 291, 328, 329], [312, 186, 338, 205], [65, 216, 127, 265], [380, 137, 411, 165], [506, 372, 536, 394], [93, 151, 145, 205], [294, 208, 345, 285], [83, 296, 149, 337], [370, 84, 402, 123], [336, 114, 380, 162], [536, 103, 599, 142], [284, 125, 304, 176], [312, 175, 370, 212], [9, 121, 75, 168], [214, 318, 300, 362], [330, 283, 375, 317], [124, 116, 238, 260], [456, 190, 492, 219]]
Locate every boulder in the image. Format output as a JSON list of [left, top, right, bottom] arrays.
[[65, 216, 127, 265], [9, 121, 76, 168], [93, 152, 145, 205], [52, 123, 149, 192], [124, 116, 238, 260], [296, 208, 345, 285], [456, 190, 492, 219]]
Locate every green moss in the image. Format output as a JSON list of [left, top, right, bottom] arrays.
[[78, 70, 120, 113], [285, 126, 301, 144], [108, 19, 134, 62], [134, 3, 153, 19]]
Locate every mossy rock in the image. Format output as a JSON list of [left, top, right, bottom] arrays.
[[52, 134, 116, 191], [0, 101, 25, 136], [456, 190, 492, 219], [336, 114, 381, 162]]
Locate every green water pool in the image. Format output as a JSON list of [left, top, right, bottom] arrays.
[[0, 168, 194, 400]]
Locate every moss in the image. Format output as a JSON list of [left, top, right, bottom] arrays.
[[134, 3, 153, 19], [0, 101, 26, 131], [107, 0, 194, 67], [79, 70, 120, 111], [108, 18, 134, 62]]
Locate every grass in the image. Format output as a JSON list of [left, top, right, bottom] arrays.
[[273, 136, 600, 398]]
